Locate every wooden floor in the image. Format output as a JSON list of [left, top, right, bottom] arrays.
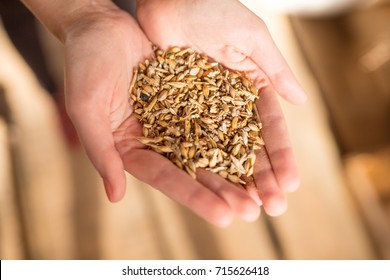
[[1, 1, 389, 260]]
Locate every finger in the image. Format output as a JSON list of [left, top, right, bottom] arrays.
[[196, 169, 261, 222], [256, 87, 300, 193], [216, 44, 306, 104], [251, 27, 307, 104], [69, 110, 127, 202], [242, 178, 263, 207], [253, 147, 287, 216], [122, 148, 234, 227], [64, 53, 129, 202]]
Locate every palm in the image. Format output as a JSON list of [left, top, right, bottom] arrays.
[[137, 0, 305, 216], [65, 11, 150, 129]]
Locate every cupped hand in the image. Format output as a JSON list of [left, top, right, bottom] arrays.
[[137, 0, 307, 216], [64, 3, 259, 227]]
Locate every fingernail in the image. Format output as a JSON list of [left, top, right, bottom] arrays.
[[294, 84, 308, 104], [216, 214, 233, 228], [297, 91, 308, 104], [103, 178, 114, 202], [264, 194, 288, 217], [242, 205, 261, 222]]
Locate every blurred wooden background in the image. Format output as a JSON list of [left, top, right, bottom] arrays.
[[1, 1, 389, 260]]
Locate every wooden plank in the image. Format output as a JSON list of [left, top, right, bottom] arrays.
[[348, 148, 390, 199], [97, 174, 167, 259], [0, 26, 76, 259], [67, 147, 199, 260], [144, 185, 276, 259], [344, 151, 390, 259], [141, 184, 199, 259], [68, 149, 102, 259], [270, 20, 376, 259], [0, 118, 24, 259], [240, 1, 376, 259], [210, 218, 278, 259], [289, 5, 390, 153]]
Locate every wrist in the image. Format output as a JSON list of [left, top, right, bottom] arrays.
[[21, 0, 118, 42]]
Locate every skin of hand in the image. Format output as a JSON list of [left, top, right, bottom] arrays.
[[136, 0, 308, 217], [22, 0, 261, 227]]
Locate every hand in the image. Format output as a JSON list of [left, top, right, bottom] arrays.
[[64, 2, 259, 227], [137, 0, 307, 216], [63, 5, 152, 201]]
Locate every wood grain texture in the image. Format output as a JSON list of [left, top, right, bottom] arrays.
[[0, 118, 24, 259], [345, 152, 390, 259], [0, 26, 75, 259]]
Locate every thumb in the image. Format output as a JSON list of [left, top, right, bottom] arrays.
[[251, 27, 307, 104], [68, 104, 126, 202]]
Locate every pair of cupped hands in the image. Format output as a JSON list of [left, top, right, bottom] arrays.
[[64, 0, 306, 227]]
